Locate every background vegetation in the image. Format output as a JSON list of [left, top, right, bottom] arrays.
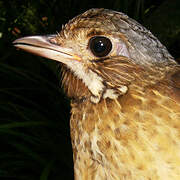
[[0, 0, 180, 179]]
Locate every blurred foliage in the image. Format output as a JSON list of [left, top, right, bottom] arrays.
[[145, 0, 180, 59], [0, 0, 180, 180]]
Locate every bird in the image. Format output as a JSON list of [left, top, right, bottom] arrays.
[[13, 8, 180, 180]]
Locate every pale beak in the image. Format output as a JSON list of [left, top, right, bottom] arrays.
[[13, 35, 81, 63]]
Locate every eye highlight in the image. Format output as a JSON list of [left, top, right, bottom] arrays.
[[88, 36, 112, 57]]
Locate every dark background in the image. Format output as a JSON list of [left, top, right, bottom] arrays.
[[0, 0, 180, 180]]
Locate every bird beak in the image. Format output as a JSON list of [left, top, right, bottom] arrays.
[[13, 35, 81, 63]]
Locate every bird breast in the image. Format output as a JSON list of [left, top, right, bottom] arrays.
[[70, 84, 180, 180]]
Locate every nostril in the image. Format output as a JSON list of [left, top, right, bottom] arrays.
[[49, 37, 58, 45]]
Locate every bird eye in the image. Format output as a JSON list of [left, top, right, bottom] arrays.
[[89, 36, 112, 57]]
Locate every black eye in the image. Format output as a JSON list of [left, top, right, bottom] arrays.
[[89, 36, 112, 57]]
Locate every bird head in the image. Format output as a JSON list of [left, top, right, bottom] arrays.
[[13, 8, 175, 103]]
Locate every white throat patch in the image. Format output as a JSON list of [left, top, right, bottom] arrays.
[[66, 60, 122, 103], [66, 60, 104, 102]]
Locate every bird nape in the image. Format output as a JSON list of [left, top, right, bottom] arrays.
[[13, 8, 180, 180]]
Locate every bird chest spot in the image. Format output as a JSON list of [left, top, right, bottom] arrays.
[[114, 125, 131, 142], [114, 127, 121, 140], [82, 115, 96, 134], [97, 138, 111, 153], [84, 140, 92, 150]]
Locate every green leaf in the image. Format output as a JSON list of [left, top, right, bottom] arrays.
[[40, 159, 55, 180]]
